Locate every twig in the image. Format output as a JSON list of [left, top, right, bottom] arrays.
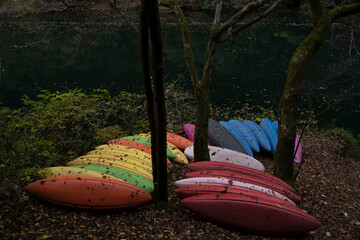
[[60, 0, 110, 16]]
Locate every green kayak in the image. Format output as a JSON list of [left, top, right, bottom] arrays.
[[73, 165, 154, 193], [121, 136, 176, 159]]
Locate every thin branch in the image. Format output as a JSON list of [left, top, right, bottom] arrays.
[[173, 0, 201, 86], [60, 0, 110, 16], [113, 0, 138, 30], [219, 0, 282, 45], [214, 0, 270, 38], [329, 2, 360, 21], [213, 0, 223, 27]]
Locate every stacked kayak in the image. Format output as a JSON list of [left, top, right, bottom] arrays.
[[183, 118, 303, 162], [179, 120, 316, 234], [25, 132, 190, 210], [175, 161, 321, 235]]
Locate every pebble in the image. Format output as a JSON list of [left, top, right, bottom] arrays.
[[326, 232, 331, 237]]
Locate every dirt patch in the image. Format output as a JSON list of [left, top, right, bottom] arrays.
[[0, 131, 359, 239]]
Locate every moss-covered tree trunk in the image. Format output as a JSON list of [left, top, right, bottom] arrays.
[[139, 0, 167, 202], [173, 0, 282, 162], [274, 0, 360, 186]]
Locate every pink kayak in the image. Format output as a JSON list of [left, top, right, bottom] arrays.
[[294, 135, 303, 163]]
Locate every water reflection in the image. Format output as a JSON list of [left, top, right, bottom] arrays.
[[0, 12, 359, 134]]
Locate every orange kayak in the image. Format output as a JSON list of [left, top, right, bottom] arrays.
[[147, 132, 193, 150], [24, 176, 152, 210], [107, 138, 172, 169]]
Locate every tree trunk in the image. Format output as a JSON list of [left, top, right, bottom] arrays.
[[273, 0, 360, 186], [173, 0, 282, 162], [139, 0, 168, 202], [139, 0, 157, 183], [149, 0, 168, 202]]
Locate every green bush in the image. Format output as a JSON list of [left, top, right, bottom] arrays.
[[0, 88, 150, 205], [0, 85, 280, 207]]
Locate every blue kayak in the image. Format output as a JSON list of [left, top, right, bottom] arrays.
[[227, 120, 260, 153], [208, 118, 245, 154], [260, 119, 278, 155], [219, 121, 253, 157], [243, 120, 271, 152]]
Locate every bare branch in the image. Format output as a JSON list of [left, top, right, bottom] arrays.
[[213, 0, 223, 27], [112, 0, 138, 30], [214, 0, 270, 38], [60, 0, 110, 16], [173, 0, 201, 86], [219, 0, 282, 45]]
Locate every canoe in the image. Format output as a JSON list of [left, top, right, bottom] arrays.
[[121, 136, 176, 159], [136, 134, 188, 164], [181, 193, 320, 235], [208, 119, 245, 153], [185, 170, 300, 203], [38, 166, 117, 180], [94, 144, 152, 161], [72, 165, 154, 193], [175, 177, 294, 204], [25, 176, 152, 210], [183, 124, 196, 141], [260, 118, 278, 155], [175, 185, 287, 200], [184, 146, 265, 171], [183, 123, 213, 146], [66, 158, 153, 181], [147, 131, 193, 150], [219, 121, 253, 157], [106, 139, 173, 169], [187, 161, 294, 192], [270, 122, 303, 163], [86, 150, 152, 168], [243, 120, 271, 152], [78, 154, 153, 170], [227, 120, 260, 153]]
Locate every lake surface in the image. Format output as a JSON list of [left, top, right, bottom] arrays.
[[0, 12, 359, 134]]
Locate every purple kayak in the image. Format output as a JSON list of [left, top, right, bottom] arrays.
[[183, 124, 212, 145], [294, 135, 303, 163]]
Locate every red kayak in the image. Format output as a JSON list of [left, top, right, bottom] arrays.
[[175, 184, 290, 200], [188, 161, 294, 193], [147, 131, 193, 150], [25, 176, 152, 210], [107, 138, 172, 169], [185, 170, 300, 204], [181, 193, 320, 235]]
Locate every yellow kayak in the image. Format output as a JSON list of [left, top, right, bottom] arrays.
[[38, 166, 118, 179], [66, 158, 153, 181], [85, 150, 152, 167], [94, 144, 152, 160], [136, 134, 188, 164]]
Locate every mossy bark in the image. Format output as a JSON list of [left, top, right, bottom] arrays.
[[173, 0, 281, 162], [274, 0, 360, 186], [174, 0, 210, 162]]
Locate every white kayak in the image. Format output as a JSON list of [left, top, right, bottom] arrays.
[[174, 177, 295, 205], [184, 146, 265, 171]]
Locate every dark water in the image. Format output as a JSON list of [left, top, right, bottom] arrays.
[[0, 12, 359, 135]]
